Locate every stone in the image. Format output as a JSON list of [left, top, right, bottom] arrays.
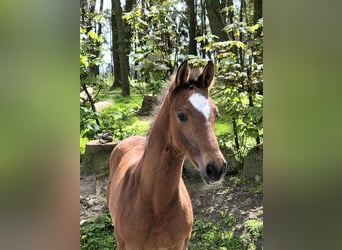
[[243, 144, 263, 180]]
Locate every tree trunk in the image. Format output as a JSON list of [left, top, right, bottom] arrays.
[[200, 0, 207, 57], [80, 0, 87, 27], [186, 0, 197, 56], [253, 0, 263, 37], [205, 0, 228, 41], [253, 0, 262, 24], [111, 13, 122, 90], [92, 0, 104, 77], [112, 0, 130, 96], [98, 0, 104, 36], [232, 117, 240, 151], [226, 0, 237, 55]]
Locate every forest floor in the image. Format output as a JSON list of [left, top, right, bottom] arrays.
[[80, 171, 263, 249]]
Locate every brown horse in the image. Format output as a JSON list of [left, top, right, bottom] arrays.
[[107, 61, 227, 250]]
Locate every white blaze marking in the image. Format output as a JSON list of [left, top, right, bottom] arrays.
[[189, 93, 210, 121]]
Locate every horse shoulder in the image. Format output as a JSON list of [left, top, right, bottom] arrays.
[[107, 136, 146, 221]]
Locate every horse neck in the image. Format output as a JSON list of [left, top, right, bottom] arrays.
[[139, 96, 185, 212]]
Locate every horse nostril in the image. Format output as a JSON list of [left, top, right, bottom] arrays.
[[206, 163, 215, 177], [206, 163, 221, 180]]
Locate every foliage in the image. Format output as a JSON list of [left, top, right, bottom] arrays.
[[80, 214, 116, 250], [80, 0, 263, 161], [194, 17, 263, 158], [80, 8, 108, 141], [80, 29, 104, 76], [80, 12, 105, 77], [123, 0, 187, 96]]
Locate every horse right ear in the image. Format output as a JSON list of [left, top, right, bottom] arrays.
[[175, 61, 190, 87]]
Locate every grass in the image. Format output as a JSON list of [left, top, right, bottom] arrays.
[[80, 214, 247, 250], [189, 216, 245, 250], [79, 215, 262, 250], [80, 214, 116, 250], [246, 219, 263, 239]]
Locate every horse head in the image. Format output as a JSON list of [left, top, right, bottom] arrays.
[[168, 61, 227, 184]]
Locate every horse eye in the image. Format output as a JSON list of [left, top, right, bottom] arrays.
[[177, 113, 187, 122]]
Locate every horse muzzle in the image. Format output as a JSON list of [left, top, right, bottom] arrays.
[[200, 161, 227, 184]]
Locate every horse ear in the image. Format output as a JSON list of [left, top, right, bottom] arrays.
[[175, 61, 190, 87], [198, 61, 214, 88]]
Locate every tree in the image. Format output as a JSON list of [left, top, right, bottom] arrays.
[[253, 0, 263, 37], [80, 0, 100, 77], [112, 0, 130, 96], [80, 0, 263, 158], [192, 0, 263, 156], [111, 9, 121, 89], [80, 3, 106, 137], [253, 0, 262, 24], [186, 0, 197, 56], [205, 0, 228, 41]]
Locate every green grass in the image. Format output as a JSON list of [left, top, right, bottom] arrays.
[[246, 219, 263, 239], [80, 214, 116, 250], [98, 88, 152, 134], [80, 214, 252, 250], [189, 217, 245, 250]]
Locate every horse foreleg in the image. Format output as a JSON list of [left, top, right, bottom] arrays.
[[114, 229, 126, 250]]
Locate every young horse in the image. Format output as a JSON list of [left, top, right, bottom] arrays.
[[107, 61, 227, 250]]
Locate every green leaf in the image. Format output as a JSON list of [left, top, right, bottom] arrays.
[[194, 36, 205, 42], [80, 56, 89, 67], [88, 30, 97, 40]]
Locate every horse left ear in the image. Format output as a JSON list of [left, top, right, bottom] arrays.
[[198, 61, 214, 88], [175, 60, 190, 87]]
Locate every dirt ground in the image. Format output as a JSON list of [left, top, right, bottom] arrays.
[[80, 171, 263, 248]]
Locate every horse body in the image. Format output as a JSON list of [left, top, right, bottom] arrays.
[[107, 61, 227, 249]]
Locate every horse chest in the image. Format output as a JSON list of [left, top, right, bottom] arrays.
[[118, 194, 193, 249]]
